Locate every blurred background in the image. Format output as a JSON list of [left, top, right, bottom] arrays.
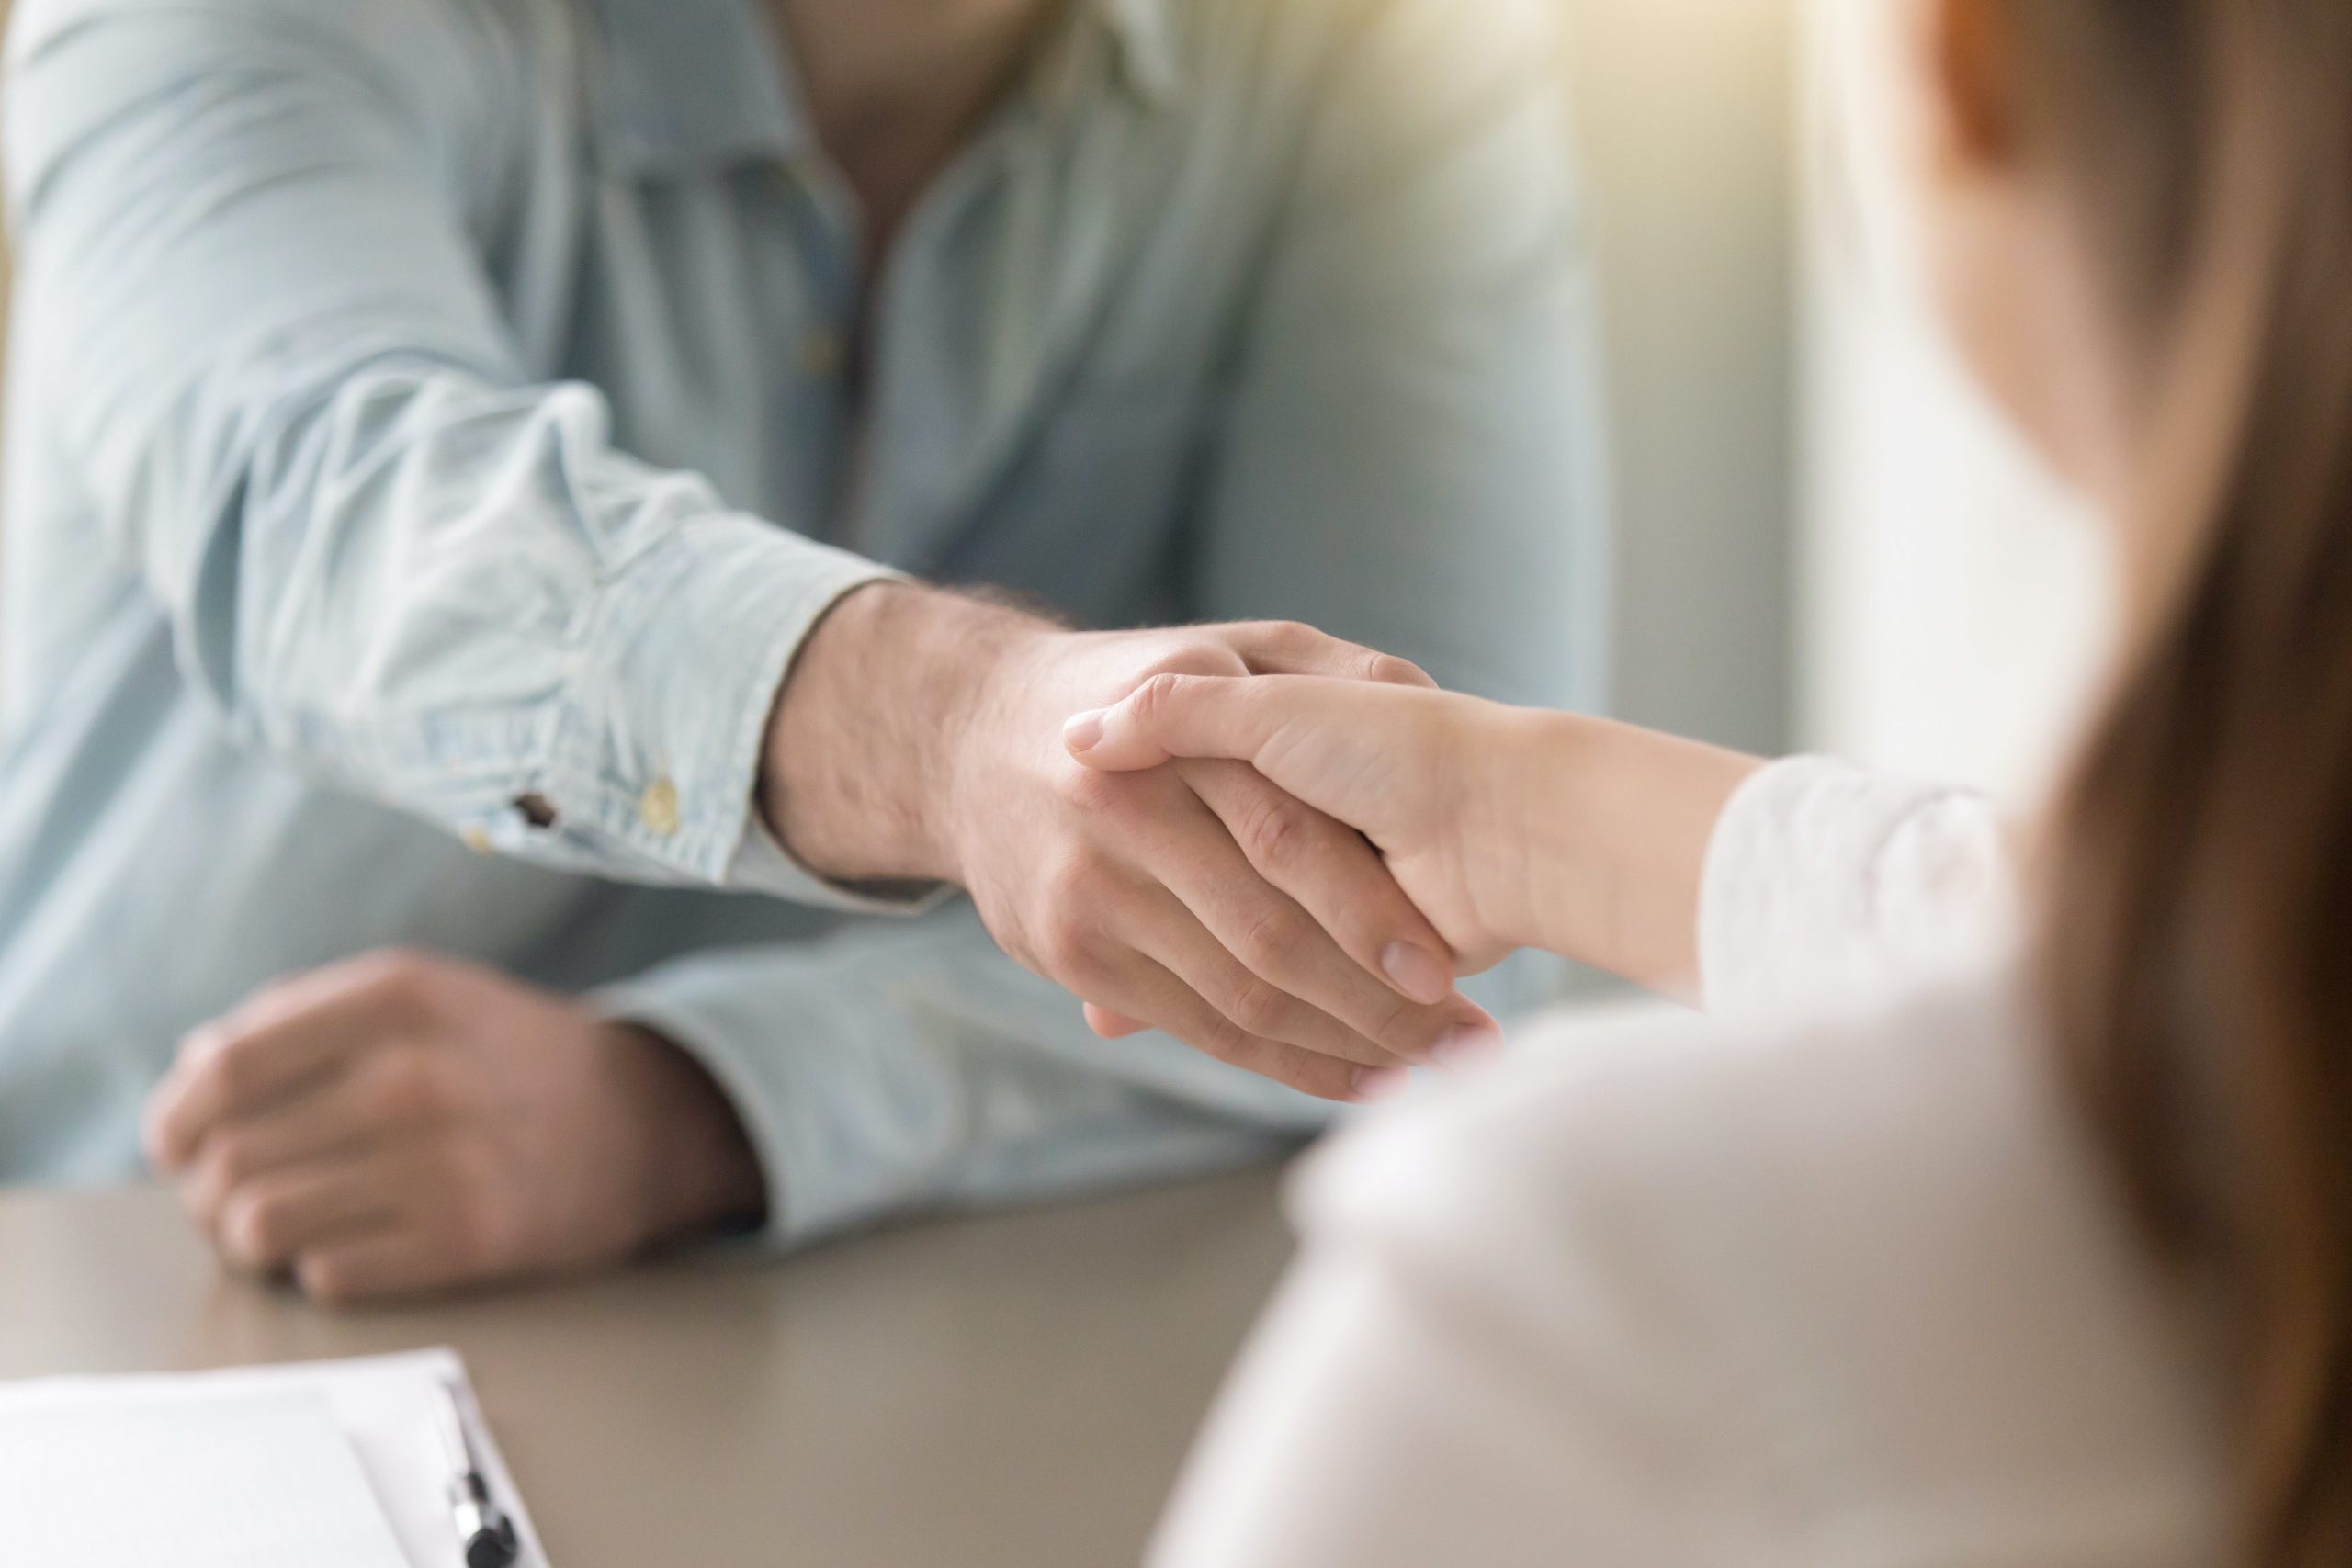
[[0, 0, 2104, 800], [1561, 0, 2105, 806]]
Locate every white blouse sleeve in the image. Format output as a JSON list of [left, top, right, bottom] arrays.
[[1698, 757, 2013, 1015]]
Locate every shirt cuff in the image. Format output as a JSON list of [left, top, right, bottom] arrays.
[[500, 512, 939, 912], [1697, 756, 2011, 1015]]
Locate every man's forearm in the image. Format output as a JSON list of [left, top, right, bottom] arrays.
[[756, 582, 1044, 886]]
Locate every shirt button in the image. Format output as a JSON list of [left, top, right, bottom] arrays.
[[639, 777, 682, 837], [798, 328, 844, 378], [461, 826, 494, 855]]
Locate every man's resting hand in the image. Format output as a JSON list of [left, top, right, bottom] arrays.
[[142, 951, 763, 1305]]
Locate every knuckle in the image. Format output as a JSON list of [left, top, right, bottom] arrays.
[[1032, 930, 1085, 981], [201, 1038, 267, 1101], [1221, 976, 1291, 1037], [370, 1050, 453, 1122], [1029, 908, 1101, 982], [206, 1133, 266, 1188], [1238, 792, 1313, 871], [1125, 671, 1190, 724], [1149, 640, 1246, 680], [1074, 875, 1146, 943], [355, 948, 444, 1016], [1234, 907, 1308, 976], [1363, 990, 1425, 1055], [230, 1195, 293, 1261], [1262, 1052, 1323, 1096], [178, 1166, 228, 1230], [1193, 1015, 1255, 1067], [297, 1256, 360, 1308], [1035, 848, 1102, 913]]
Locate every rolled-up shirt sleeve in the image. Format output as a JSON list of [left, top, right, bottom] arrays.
[[1, 0, 901, 902]]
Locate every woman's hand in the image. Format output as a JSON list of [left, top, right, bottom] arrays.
[[1066, 676, 1764, 998], [1066, 676, 1533, 974]]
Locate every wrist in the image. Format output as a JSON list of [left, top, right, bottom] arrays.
[[758, 581, 1044, 886], [930, 611, 1066, 891], [597, 1022, 768, 1247], [1450, 705, 1585, 956], [1512, 714, 1763, 994]]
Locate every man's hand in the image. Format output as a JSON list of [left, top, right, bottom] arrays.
[[141, 951, 764, 1306], [761, 586, 1501, 1100]]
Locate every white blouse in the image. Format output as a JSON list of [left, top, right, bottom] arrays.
[[1152, 758, 2228, 1567]]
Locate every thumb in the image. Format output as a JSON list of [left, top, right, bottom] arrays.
[[1061, 702, 1173, 771]]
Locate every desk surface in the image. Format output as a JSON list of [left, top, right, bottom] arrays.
[[0, 1166, 1293, 1568]]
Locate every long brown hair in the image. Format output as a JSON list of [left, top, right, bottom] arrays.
[[2023, 3, 2352, 1562]]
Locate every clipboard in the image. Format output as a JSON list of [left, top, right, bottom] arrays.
[[0, 1348, 548, 1568]]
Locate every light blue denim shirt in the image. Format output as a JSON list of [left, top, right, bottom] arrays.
[[0, 0, 1608, 1240]]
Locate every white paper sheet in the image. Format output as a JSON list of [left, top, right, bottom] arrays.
[[0, 1348, 548, 1568], [0, 1387, 408, 1568]]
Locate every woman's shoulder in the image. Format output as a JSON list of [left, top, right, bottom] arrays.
[[1295, 967, 2226, 1560]]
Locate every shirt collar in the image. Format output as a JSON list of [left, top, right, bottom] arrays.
[[594, 0, 1182, 175]]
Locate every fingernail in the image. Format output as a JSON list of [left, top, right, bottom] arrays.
[[1430, 1026, 1506, 1072], [1063, 710, 1106, 752], [1352, 1066, 1415, 1102], [1380, 942, 1452, 1006]]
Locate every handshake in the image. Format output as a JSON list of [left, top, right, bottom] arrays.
[[761, 583, 1530, 1102]]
